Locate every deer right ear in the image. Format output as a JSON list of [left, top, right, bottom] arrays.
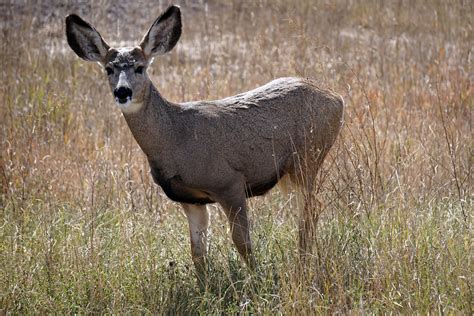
[[139, 5, 182, 59], [65, 14, 110, 62]]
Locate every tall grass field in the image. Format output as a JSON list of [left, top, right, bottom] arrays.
[[1, 0, 472, 313]]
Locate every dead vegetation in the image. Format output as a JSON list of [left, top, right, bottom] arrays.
[[0, 0, 472, 313]]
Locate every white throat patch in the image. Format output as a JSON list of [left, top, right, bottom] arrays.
[[115, 97, 143, 114]]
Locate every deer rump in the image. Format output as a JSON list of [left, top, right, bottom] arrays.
[[147, 77, 342, 205]]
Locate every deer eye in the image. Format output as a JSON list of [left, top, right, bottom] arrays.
[[135, 66, 144, 74], [105, 67, 113, 76]]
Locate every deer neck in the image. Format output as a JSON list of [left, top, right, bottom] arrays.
[[121, 82, 179, 162]]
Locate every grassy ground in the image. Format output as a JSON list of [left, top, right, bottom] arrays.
[[1, 0, 472, 313]]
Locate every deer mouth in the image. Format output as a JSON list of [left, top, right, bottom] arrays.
[[116, 96, 131, 104], [114, 96, 144, 113], [115, 96, 132, 109]]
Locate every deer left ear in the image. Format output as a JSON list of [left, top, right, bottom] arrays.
[[139, 5, 182, 59]]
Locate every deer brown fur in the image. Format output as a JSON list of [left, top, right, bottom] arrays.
[[66, 5, 344, 279]]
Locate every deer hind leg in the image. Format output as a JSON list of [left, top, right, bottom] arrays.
[[216, 186, 255, 269], [182, 203, 209, 282], [278, 173, 314, 258], [287, 169, 323, 260], [298, 186, 320, 260], [290, 146, 329, 260]]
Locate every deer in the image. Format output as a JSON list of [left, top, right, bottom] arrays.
[[65, 5, 344, 280]]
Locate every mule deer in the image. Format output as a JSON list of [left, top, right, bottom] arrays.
[[66, 5, 343, 277]]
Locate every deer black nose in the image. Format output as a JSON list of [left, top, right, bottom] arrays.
[[114, 87, 132, 102]]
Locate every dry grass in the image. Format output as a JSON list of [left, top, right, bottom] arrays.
[[1, 0, 472, 314]]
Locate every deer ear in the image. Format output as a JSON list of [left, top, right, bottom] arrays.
[[65, 14, 110, 62], [139, 5, 182, 58]]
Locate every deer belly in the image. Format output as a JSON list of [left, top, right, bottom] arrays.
[[244, 167, 287, 198], [150, 166, 215, 205]]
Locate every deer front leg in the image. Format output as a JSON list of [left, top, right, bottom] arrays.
[[182, 203, 209, 282], [216, 188, 255, 269]]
